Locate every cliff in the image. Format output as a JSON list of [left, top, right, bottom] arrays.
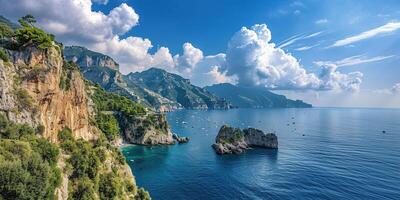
[[212, 125, 278, 154], [0, 17, 153, 200]]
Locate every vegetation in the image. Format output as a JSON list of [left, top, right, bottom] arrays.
[[59, 61, 78, 90], [15, 15, 54, 50], [13, 87, 34, 110], [92, 84, 147, 118], [0, 49, 9, 62], [0, 22, 13, 38], [96, 112, 120, 141], [0, 114, 61, 200]]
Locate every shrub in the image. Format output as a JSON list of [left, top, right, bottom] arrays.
[[99, 172, 122, 200], [13, 88, 33, 110], [0, 140, 61, 200], [135, 188, 151, 200], [0, 22, 13, 38], [14, 15, 54, 50], [0, 49, 9, 62], [96, 113, 120, 142], [71, 177, 96, 200]]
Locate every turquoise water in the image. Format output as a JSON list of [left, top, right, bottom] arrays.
[[122, 108, 400, 200]]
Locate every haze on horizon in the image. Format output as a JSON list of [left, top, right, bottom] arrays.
[[1, 0, 399, 108]]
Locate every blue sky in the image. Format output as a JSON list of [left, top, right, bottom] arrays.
[[1, 0, 399, 107], [93, 0, 400, 90]]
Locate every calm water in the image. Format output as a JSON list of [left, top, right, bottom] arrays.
[[122, 108, 400, 200]]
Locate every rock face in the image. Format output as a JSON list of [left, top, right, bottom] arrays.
[[173, 133, 190, 143], [212, 125, 278, 154], [0, 46, 98, 142], [119, 113, 174, 145]]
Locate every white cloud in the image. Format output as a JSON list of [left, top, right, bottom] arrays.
[[294, 43, 320, 51], [0, 0, 171, 74], [225, 24, 362, 91], [0, 0, 365, 92], [373, 82, 400, 95], [391, 83, 400, 94], [331, 22, 400, 47], [173, 43, 204, 74], [315, 19, 328, 25], [314, 55, 394, 67], [278, 31, 322, 48]]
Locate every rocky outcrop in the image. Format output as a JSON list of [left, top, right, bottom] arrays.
[[173, 133, 190, 143], [212, 125, 278, 154], [64, 46, 119, 71], [119, 113, 174, 145], [0, 46, 98, 142]]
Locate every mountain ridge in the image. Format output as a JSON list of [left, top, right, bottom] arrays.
[[205, 83, 312, 108]]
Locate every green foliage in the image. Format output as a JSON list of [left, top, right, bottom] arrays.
[[36, 124, 45, 134], [59, 61, 78, 90], [71, 177, 96, 200], [13, 88, 34, 110], [68, 139, 100, 180], [0, 49, 9, 62], [0, 22, 13, 38], [99, 172, 122, 200], [135, 188, 151, 200], [0, 114, 35, 139], [92, 85, 146, 119], [58, 127, 73, 142], [15, 15, 54, 50], [96, 113, 120, 141], [0, 115, 61, 200]]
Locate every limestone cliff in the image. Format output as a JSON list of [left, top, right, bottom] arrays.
[[0, 46, 98, 142], [1, 44, 150, 199]]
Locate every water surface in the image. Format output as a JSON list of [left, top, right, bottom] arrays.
[[122, 108, 400, 200]]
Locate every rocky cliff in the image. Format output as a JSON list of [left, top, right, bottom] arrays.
[[0, 46, 97, 142], [0, 17, 154, 199], [212, 125, 278, 154]]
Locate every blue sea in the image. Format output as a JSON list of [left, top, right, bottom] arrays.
[[122, 108, 400, 200]]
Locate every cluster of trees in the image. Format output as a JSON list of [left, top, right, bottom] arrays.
[[57, 127, 148, 199], [0, 14, 55, 58], [92, 84, 147, 119], [0, 114, 61, 200]]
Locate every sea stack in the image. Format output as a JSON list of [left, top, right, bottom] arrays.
[[212, 125, 278, 154]]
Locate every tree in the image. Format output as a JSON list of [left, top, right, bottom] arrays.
[[15, 15, 54, 49]]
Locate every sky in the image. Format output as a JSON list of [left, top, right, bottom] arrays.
[[0, 0, 399, 108]]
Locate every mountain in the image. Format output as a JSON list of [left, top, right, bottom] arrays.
[[204, 83, 312, 108], [64, 46, 230, 111], [0, 17, 167, 199], [0, 15, 20, 30], [126, 68, 231, 110]]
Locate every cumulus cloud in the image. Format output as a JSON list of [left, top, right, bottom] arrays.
[[330, 22, 400, 47], [224, 24, 363, 91], [173, 43, 204, 74], [0, 0, 176, 74], [0, 1, 365, 91]]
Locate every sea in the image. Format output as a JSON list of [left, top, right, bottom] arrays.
[[122, 108, 400, 200]]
